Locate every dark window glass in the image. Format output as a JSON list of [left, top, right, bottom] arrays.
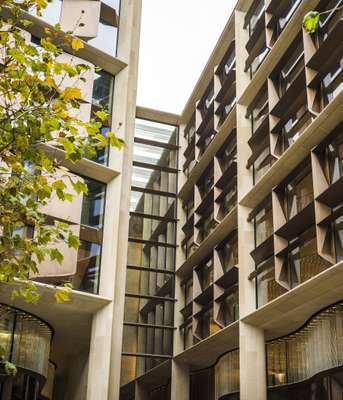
[[81, 179, 106, 228], [256, 257, 287, 307], [127, 241, 175, 271], [77, 241, 101, 294], [92, 70, 114, 114]]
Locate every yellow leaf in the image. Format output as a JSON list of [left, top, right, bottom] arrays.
[[62, 87, 82, 100], [71, 37, 84, 51], [45, 76, 58, 90], [54, 288, 71, 303], [37, 0, 48, 8]]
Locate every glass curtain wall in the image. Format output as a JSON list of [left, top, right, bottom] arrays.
[[0, 304, 53, 400], [267, 302, 343, 399], [120, 119, 178, 387]]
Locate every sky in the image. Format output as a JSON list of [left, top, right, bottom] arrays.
[[137, 1, 237, 115]]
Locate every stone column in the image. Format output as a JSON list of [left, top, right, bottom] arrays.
[[170, 360, 190, 400]]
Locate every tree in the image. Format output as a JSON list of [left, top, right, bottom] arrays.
[[0, 0, 124, 308], [303, 5, 343, 34]]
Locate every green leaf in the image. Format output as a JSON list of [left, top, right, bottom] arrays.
[[107, 132, 126, 149], [50, 248, 64, 263], [20, 283, 40, 304], [52, 179, 67, 191], [67, 234, 80, 249], [4, 361, 17, 376], [59, 137, 78, 159], [94, 110, 109, 122], [55, 287, 71, 303], [0, 345, 6, 361], [303, 11, 320, 34], [71, 179, 88, 194]]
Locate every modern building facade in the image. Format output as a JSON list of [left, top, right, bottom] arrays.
[[2, 0, 343, 399], [0, 0, 142, 398]]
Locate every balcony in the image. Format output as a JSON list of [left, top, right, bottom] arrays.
[[196, 82, 216, 157], [183, 115, 196, 173], [244, 0, 269, 77], [246, 85, 275, 183], [266, 0, 302, 46], [269, 35, 311, 157], [33, 175, 105, 295], [306, 2, 343, 112], [215, 40, 236, 129]]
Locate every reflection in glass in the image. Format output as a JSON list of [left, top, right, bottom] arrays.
[[92, 70, 115, 114], [130, 191, 175, 219], [183, 323, 193, 350], [250, 90, 268, 134], [134, 143, 177, 169], [247, 88, 274, 183], [218, 235, 238, 273], [248, 0, 265, 35], [77, 241, 101, 294], [0, 305, 52, 379], [131, 166, 177, 193], [285, 172, 313, 220], [122, 118, 178, 385], [218, 188, 237, 219], [288, 236, 330, 288], [281, 104, 311, 152], [81, 178, 106, 228], [129, 215, 175, 244], [327, 131, 343, 184], [256, 257, 287, 307], [254, 203, 273, 247], [278, 41, 304, 95], [122, 325, 173, 355], [217, 289, 239, 327], [135, 119, 178, 145], [125, 269, 173, 298], [78, 178, 105, 294], [196, 308, 220, 340], [267, 303, 343, 388], [277, 0, 301, 36], [197, 258, 213, 291], [322, 60, 343, 106], [127, 241, 175, 271], [197, 211, 216, 243], [215, 350, 240, 400], [198, 167, 214, 198], [334, 214, 343, 262]]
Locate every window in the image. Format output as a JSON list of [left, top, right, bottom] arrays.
[[121, 118, 178, 384], [81, 178, 106, 229], [256, 257, 287, 307], [254, 202, 273, 247], [92, 70, 115, 114], [197, 258, 214, 291]]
